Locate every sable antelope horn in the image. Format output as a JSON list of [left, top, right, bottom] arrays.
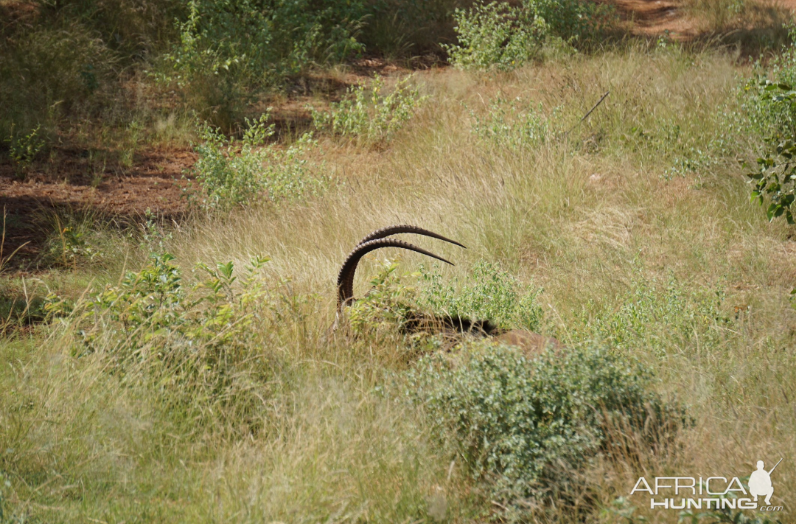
[[337, 238, 454, 309], [355, 225, 467, 249]]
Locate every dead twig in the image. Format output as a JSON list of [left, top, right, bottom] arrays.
[[562, 91, 610, 137]]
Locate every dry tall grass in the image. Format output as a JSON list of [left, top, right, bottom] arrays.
[[2, 44, 794, 523]]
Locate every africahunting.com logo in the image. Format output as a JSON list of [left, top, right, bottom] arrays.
[[631, 459, 784, 512]]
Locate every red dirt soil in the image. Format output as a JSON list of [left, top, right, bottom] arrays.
[[613, 0, 698, 39], [0, 147, 195, 265]]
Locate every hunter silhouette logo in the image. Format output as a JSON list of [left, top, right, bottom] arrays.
[[749, 459, 781, 506], [630, 459, 784, 511]]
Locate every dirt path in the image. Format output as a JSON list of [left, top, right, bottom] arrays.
[[613, 0, 699, 40], [0, 147, 194, 265]]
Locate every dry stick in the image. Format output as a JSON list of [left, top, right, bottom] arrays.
[[562, 90, 610, 138]]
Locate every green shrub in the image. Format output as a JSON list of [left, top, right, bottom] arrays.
[[737, 32, 796, 224], [445, 0, 613, 70], [188, 113, 327, 211], [742, 81, 796, 224], [445, 1, 542, 71], [4, 125, 45, 180], [158, 0, 366, 124], [348, 261, 418, 337], [309, 75, 426, 144], [47, 252, 274, 429], [739, 28, 796, 143], [746, 134, 796, 224], [405, 344, 687, 519], [346, 260, 542, 352], [418, 261, 543, 331]]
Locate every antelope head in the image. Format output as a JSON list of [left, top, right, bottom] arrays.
[[334, 225, 562, 357], [336, 225, 466, 310]]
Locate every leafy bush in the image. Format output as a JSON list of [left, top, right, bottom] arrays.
[[4, 125, 45, 179], [747, 135, 796, 224], [309, 75, 426, 144], [445, 1, 543, 71], [445, 0, 613, 70], [738, 33, 796, 224], [347, 261, 420, 340], [405, 344, 687, 519], [744, 81, 796, 224], [47, 253, 274, 429], [158, 0, 366, 124], [418, 261, 543, 331], [467, 96, 555, 150], [739, 31, 796, 143], [188, 114, 327, 211]]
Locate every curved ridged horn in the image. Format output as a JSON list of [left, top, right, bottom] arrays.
[[355, 225, 467, 249], [337, 239, 454, 309]]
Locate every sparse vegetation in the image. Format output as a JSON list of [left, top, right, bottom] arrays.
[[187, 114, 326, 211], [310, 74, 427, 144]]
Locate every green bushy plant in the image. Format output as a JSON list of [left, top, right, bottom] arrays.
[[346, 261, 424, 348], [4, 125, 45, 180], [738, 28, 796, 142], [747, 135, 796, 224], [346, 260, 543, 352], [739, 31, 796, 223], [445, 0, 613, 70], [445, 1, 543, 71], [405, 344, 687, 519], [188, 113, 326, 211], [310, 75, 426, 144], [47, 252, 274, 428], [418, 260, 543, 331], [158, 0, 366, 124], [744, 81, 796, 224]]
